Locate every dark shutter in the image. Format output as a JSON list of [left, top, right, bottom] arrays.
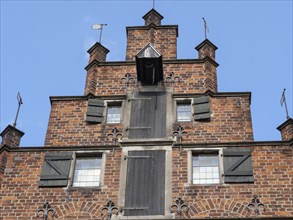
[[223, 148, 254, 183], [86, 98, 104, 123], [193, 96, 211, 120], [128, 92, 166, 138], [39, 153, 72, 187], [124, 150, 165, 216]]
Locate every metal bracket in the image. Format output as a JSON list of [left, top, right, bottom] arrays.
[[170, 197, 189, 219], [101, 200, 119, 220], [165, 72, 181, 94], [107, 127, 123, 145], [36, 202, 56, 220], [246, 195, 265, 216], [172, 125, 189, 150], [120, 73, 135, 91]]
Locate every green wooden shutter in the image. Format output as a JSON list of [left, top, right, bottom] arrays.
[[39, 153, 73, 187], [193, 96, 211, 120], [86, 98, 104, 123], [223, 148, 254, 183]]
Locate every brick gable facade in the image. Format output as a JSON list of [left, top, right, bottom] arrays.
[[1, 8, 292, 220]]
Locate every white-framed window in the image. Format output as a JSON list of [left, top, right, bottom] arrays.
[[72, 156, 102, 187], [190, 149, 223, 185], [192, 153, 219, 184], [176, 102, 191, 122], [106, 104, 122, 124]]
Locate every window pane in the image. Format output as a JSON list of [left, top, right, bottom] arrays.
[[193, 157, 199, 166], [206, 179, 213, 184], [73, 157, 102, 187], [200, 179, 206, 184], [192, 154, 220, 185], [107, 105, 121, 123], [213, 172, 219, 178], [177, 104, 191, 122], [193, 179, 199, 184]]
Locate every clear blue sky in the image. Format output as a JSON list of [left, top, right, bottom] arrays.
[[1, 0, 292, 146]]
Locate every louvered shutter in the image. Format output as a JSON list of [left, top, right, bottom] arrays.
[[193, 96, 211, 120], [39, 153, 72, 187], [86, 98, 104, 123], [223, 148, 254, 183]]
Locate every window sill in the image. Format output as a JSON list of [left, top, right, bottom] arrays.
[[67, 186, 102, 191], [185, 182, 223, 187], [112, 214, 173, 219]]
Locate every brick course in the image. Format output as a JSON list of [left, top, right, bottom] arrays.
[[175, 96, 253, 143], [0, 150, 9, 182], [0, 144, 292, 219], [277, 118, 293, 141], [45, 100, 124, 147], [0, 149, 121, 219], [0, 125, 24, 148], [1, 8, 291, 220], [172, 144, 293, 218], [84, 61, 218, 97], [126, 27, 178, 61], [45, 94, 253, 147]]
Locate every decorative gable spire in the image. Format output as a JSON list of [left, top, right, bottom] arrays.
[[142, 9, 164, 26]]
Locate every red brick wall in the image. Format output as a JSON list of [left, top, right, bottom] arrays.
[[84, 64, 133, 96], [165, 62, 215, 94], [1, 145, 292, 219], [84, 62, 218, 96], [126, 27, 177, 61], [0, 150, 121, 219], [0, 126, 24, 148], [45, 100, 124, 147], [203, 60, 217, 92], [198, 44, 216, 60], [45, 95, 252, 147], [172, 145, 293, 218], [0, 150, 9, 183], [175, 96, 253, 143], [88, 43, 109, 63], [84, 68, 98, 96], [280, 121, 293, 141]]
